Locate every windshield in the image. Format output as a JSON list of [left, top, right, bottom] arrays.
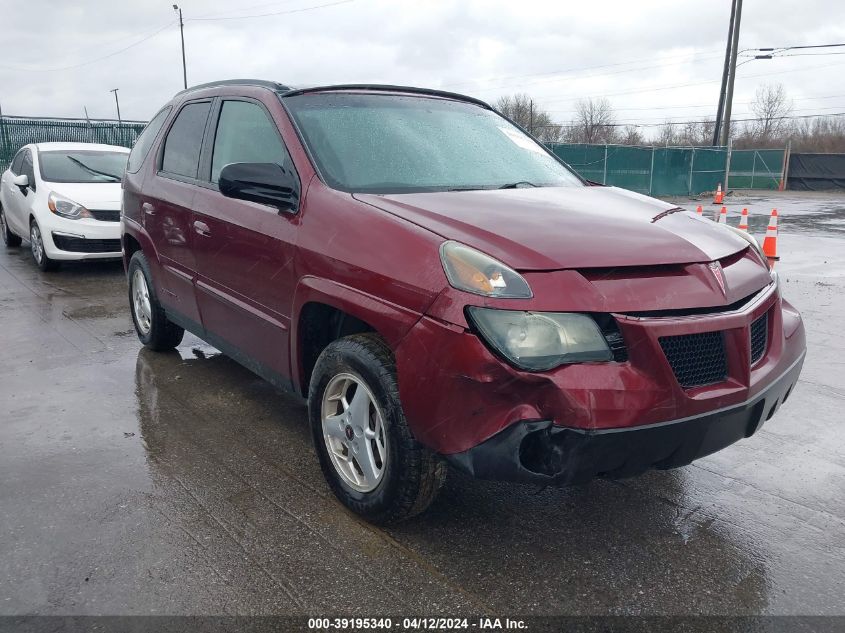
[[39, 150, 128, 183], [283, 93, 583, 194]]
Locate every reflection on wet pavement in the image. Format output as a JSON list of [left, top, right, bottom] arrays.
[[0, 192, 843, 616]]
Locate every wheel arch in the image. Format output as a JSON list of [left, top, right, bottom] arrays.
[[291, 276, 423, 396]]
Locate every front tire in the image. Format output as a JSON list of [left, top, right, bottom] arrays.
[[29, 220, 58, 271], [128, 251, 184, 351], [309, 333, 446, 524], [1, 206, 22, 247]]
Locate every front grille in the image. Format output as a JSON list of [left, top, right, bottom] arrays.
[[659, 331, 728, 389], [750, 312, 768, 365], [89, 209, 120, 222], [52, 233, 121, 253]]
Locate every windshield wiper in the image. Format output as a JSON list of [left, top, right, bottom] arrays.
[[498, 181, 538, 189], [67, 156, 122, 182]]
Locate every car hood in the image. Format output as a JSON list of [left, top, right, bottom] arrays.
[[46, 182, 123, 210], [354, 186, 748, 270]]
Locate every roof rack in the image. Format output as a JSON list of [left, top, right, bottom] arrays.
[[175, 79, 292, 97], [279, 84, 492, 109]]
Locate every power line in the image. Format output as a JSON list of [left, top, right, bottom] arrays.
[[188, 0, 355, 21], [547, 94, 845, 114], [191, 0, 305, 20], [447, 50, 725, 94], [534, 111, 845, 129], [534, 58, 845, 105], [0, 22, 175, 73]]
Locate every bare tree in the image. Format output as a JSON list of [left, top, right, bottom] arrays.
[[656, 120, 679, 146], [751, 83, 793, 142], [677, 119, 716, 146], [620, 125, 644, 146], [493, 94, 564, 142], [570, 98, 617, 144]]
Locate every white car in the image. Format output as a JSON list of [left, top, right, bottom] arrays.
[[0, 142, 129, 271]]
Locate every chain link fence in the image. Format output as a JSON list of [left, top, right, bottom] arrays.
[[547, 143, 787, 196], [727, 149, 786, 190], [0, 116, 147, 171], [0, 116, 787, 196]]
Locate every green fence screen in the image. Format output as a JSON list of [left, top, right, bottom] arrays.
[[0, 116, 147, 171], [727, 149, 785, 190], [0, 116, 786, 196], [547, 143, 785, 196]]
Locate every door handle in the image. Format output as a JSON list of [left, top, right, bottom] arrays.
[[193, 220, 211, 237], [142, 202, 156, 216]]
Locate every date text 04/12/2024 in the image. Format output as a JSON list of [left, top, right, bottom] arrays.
[[307, 617, 528, 630]]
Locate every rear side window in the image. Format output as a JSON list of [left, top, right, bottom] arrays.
[[127, 106, 171, 173], [211, 100, 290, 183], [161, 101, 211, 179], [10, 149, 25, 175]]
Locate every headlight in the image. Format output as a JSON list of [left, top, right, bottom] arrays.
[[467, 307, 612, 371], [726, 225, 768, 268], [440, 241, 532, 298], [48, 192, 93, 219]]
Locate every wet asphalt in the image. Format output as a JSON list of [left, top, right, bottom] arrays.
[[0, 191, 843, 617]]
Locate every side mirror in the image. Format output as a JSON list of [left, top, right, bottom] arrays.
[[12, 174, 29, 188], [218, 162, 299, 212]]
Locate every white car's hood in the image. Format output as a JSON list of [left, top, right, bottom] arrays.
[[46, 182, 123, 210]]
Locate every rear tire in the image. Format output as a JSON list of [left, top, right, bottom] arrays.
[[1, 206, 22, 247], [309, 333, 446, 524], [128, 251, 184, 351], [29, 220, 58, 271]]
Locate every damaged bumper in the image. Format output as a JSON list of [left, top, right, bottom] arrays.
[[444, 351, 805, 485]]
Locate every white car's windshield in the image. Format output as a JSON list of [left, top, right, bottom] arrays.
[[39, 150, 128, 183], [283, 93, 583, 194]]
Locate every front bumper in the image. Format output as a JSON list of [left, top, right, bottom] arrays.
[[444, 351, 804, 484], [40, 214, 121, 260], [394, 281, 806, 466]]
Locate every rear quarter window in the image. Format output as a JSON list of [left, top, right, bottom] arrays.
[[127, 106, 171, 174], [160, 101, 212, 179]]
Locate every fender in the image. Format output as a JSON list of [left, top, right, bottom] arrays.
[[290, 275, 424, 394], [122, 217, 163, 283]]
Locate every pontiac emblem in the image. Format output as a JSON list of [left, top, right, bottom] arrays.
[[709, 261, 726, 296]]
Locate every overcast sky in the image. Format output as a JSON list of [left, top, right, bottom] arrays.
[[1, 0, 844, 134]]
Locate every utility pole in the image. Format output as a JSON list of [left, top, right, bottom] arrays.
[[174, 5, 187, 89], [721, 0, 743, 147], [110, 89, 121, 123], [110, 88, 122, 145], [528, 99, 535, 136], [713, 0, 737, 146]]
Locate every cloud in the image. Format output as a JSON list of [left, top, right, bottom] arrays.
[[1, 0, 843, 131]]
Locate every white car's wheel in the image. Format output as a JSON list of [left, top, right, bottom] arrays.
[[1, 206, 22, 247], [29, 220, 58, 271]]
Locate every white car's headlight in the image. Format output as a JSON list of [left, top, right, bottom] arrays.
[[467, 308, 612, 371], [48, 191, 93, 220], [440, 241, 532, 298]]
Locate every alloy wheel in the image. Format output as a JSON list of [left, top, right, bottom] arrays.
[[30, 224, 44, 264], [321, 372, 388, 493], [131, 269, 153, 335], [0, 210, 7, 245]]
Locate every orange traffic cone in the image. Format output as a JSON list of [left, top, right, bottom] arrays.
[[718, 206, 728, 224], [738, 207, 749, 232], [696, 205, 703, 215], [762, 209, 779, 267], [713, 183, 724, 204]]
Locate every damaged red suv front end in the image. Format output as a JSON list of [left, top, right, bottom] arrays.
[[377, 186, 806, 484]]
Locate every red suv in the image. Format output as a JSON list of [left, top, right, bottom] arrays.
[[122, 80, 806, 523]]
